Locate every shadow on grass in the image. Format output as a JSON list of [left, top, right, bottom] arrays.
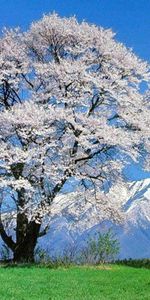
[[0, 259, 150, 269], [0, 259, 74, 269], [115, 259, 150, 269]]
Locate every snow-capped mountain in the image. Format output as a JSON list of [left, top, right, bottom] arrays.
[[117, 179, 150, 258], [39, 179, 150, 259], [0, 179, 149, 259]]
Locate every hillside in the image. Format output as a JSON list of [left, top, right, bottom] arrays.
[[39, 179, 150, 259]]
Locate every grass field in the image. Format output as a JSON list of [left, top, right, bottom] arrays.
[[0, 265, 149, 300]]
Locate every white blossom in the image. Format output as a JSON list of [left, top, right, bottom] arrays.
[[0, 14, 149, 247]]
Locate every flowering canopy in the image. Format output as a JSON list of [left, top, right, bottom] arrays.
[[0, 14, 149, 253]]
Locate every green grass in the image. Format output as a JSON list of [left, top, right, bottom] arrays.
[[0, 265, 149, 300]]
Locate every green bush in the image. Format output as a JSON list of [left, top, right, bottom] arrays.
[[35, 245, 76, 268], [34, 230, 119, 266], [116, 258, 150, 269], [79, 229, 120, 265]]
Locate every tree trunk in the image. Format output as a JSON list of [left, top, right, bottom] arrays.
[[0, 165, 42, 263], [0, 217, 41, 263], [14, 241, 35, 263], [13, 184, 41, 263], [13, 220, 41, 263]]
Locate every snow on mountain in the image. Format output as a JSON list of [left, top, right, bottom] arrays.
[[117, 179, 150, 258], [0, 179, 149, 259], [39, 178, 150, 259]]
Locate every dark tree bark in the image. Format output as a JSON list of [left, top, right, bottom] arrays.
[[13, 220, 41, 263], [0, 162, 70, 263], [0, 215, 41, 263], [0, 170, 41, 263], [13, 185, 41, 262]]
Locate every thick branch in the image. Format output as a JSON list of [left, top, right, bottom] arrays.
[[75, 146, 113, 164], [0, 218, 16, 251], [51, 169, 72, 198], [38, 225, 50, 238], [88, 92, 106, 116], [21, 74, 34, 89]]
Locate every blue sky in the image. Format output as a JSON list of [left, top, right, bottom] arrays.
[[0, 0, 150, 62], [0, 0, 149, 180]]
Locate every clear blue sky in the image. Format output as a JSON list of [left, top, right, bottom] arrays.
[[0, 0, 150, 180], [0, 0, 150, 62]]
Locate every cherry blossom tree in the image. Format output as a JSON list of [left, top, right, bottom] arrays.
[[0, 14, 149, 262]]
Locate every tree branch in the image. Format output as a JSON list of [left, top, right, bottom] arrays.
[[38, 225, 50, 238], [75, 146, 113, 164], [0, 218, 16, 251]]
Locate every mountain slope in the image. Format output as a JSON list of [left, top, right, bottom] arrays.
[[0, 179, 149, 259], [39, 179, 150, 259]]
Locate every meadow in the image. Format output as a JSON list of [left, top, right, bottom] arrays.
[[0, 265, 149, 300]]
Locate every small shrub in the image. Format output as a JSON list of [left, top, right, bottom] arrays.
[[79, 229, 120, 265], [116, 258, 150, 269], [35, 245, 76, 268], [35, 246, 50, 264], [0, 244, 11, 262], [35, 231, 120, 267]]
